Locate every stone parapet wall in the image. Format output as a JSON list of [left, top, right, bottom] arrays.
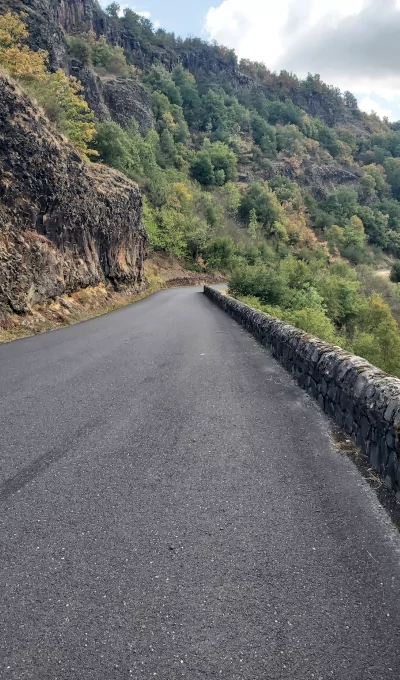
[[204, 286, 400, 497]]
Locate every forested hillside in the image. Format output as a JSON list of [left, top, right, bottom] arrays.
[[3, 1, 400, 372]]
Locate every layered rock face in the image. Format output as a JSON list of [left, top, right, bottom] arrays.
[[261, 159, 359, 200], [69, 63, 155, 134], [0, 72, 147, 313]]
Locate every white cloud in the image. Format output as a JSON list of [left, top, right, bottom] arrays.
[[109, 3, 153, 21], [205, 0, 400, 119], [206, 0, 363, 65], [358, 97, 393, 120]]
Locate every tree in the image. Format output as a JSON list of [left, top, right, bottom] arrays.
[[29, 70, 97, 159], [0, 13, 97, 159], [222, 182, 241, 216], [190, 142, 237, 187], [276, 124, 305, 155], [390, 261, 400, 283], [248, 209, 259, 240], [344, 215, 366, 248], [340, 215, 367, 263], [377, 198, 400, 232], [314, 121, 340, 156], [190, 150, 215, 186], [344, 91, 358, 111], [352, 295, 400, 375], [288, 308, 337, 343], [269, 175, 300, 207], [142, 196, 161, 251], [208, 141, 238, 183], [250, 113, 277, 154], [375, 317, 400, 375], [0, 11, 47, 80], [171, 64, 201, 126], [384, 157, 400, 200], [105, 3, 120, 18], [159, 128, 176, 166], [356, 206, 389, 248], [325, 225, 345, 251], [317, 274, 360, 326], [323, 189, 359, 225], [206, 238, 235, 271], [239, 181, 282, 228], [266, 99, 302, 126], [144, 64, 182, 106], [280, 256, 313, 290], [93, 121, 134, 173], [89, 35, 130, 76], [203, 194, 218, 227], [360, 164, 388, 201], [67, 35, 91, 66]]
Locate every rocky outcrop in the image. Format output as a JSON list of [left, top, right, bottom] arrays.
[[0, 71, 147, 313], [76, 67, 154, 132], [101, 77, 154, 132], [69, 62, 155, 133], [292, 90, 368, 135], [204, 287, 400, 497], [261, 158, 359, 200]]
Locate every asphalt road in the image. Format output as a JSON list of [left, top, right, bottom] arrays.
[[1, 286, 400, 680]]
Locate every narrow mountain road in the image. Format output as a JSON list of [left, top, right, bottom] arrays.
[[1, 286, 400, 680]]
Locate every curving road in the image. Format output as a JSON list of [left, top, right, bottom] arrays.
[[1, 286, 400, 679]]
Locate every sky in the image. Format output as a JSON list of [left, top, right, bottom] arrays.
[[111, 0, 400, 121]]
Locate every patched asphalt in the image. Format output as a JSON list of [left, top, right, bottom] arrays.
[[1, 286, 400, 679]]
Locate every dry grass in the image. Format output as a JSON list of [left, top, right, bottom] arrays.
[[0, 269, 163, 344]]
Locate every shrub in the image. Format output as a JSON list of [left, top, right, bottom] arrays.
[[28, 70, 97, 159], [206, 238, 235, 271], [90, 35, 130, 77], [390, 261, 400, 283], [67, 35, 91, 65], [229, 263, 286, 305]]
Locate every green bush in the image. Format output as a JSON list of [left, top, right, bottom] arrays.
[[239, 181, 282, 228], [390, 261, 400, 283], [206, 238, 235, 271], [67, 35, 91, 65]]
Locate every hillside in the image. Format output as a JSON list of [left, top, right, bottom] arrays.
[[3, 3, 400, 372]]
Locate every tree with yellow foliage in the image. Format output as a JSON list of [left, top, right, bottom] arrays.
[[28, 69, 97, 158], [0, 11, 96, 159], [0, 11, 47, 80]]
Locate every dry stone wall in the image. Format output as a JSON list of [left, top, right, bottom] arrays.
[[204, 286, 400, 498]]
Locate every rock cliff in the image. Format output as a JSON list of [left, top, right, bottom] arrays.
[[0, 0, 156, 132], [69, 62, 155, 133], [0, 71, 147, 313]]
